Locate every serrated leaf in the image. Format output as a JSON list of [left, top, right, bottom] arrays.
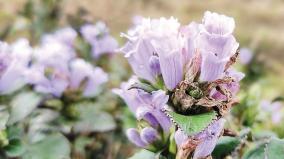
[[212, 136, 240, 158], [167, 111, 216, 136], [23, 134, 70, 159], [8, 92, 42, 124], [128, 149, 156, 159], [243, 138, 284, 159]]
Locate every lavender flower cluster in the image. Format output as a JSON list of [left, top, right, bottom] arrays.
[[114, 11, 245, 158], [0, 22, 117, 97]]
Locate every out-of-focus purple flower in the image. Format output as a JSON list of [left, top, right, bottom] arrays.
[[260, 101, 283, 124], [239, 48, 253, 65], [28, 35, 108, 97], [69, 59, 108, 97], [174, 118, 225, 158], [42, 27, 77, 47], [80, 22, 118, 58], [199, 11, 239, 82], [113, 79, 171, 132], [120, 17, 181, 85], [26, 39, 75, 96], [0, 39, 33, 94]]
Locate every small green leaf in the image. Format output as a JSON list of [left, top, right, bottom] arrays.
[[128, 82, 156, 93], [4, 138, 25, 157], [73, 102, 116, 133], [212, 136, 240, 158], [23, 133, 70, 159], [167, 111, 217, 136], [129, 149, 156, 159], [243, 138, 284, 159], [8, 92, 42, 124]]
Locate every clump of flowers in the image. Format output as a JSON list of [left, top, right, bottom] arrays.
[[26, 26, 111, 98], [115, 11, 245, 158]]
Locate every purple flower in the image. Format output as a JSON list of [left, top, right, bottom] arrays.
[[239, 48, 253, 65], [69, 59, 108, 97], [0, 39, 32, 94], [179, 22, 200, 65], [26, 39, 75, 96], [202, 11, 235, 36], [211, 68, 245, 100], [174, 118, 225, 158], [113, 78, 171, 132], [126, 127, 159, 148], [120, 17, 181, 86], [42, 27, 77, 47], [140, 127, 159, 144], [152, 35, 184, 90], [199, 11, 239, 82], [80, 22, 118, 58], [126, 128, 147, 148], [193, 118, 225, 158], [260, 101, 283, 124]]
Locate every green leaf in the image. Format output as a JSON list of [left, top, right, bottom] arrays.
[[23, 134, 70, 159], [8, 92, 42, 124], [243, 138, 284, 159], [129, 149, 156, 159], [4, 138, 25, 157], [166, 111, 217, 136], [73, 102, 116, 133], [212, 136, 240, 158], [128, 82, 156, 93]]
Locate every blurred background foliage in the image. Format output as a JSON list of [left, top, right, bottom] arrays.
[[0, 0, 283, 158]]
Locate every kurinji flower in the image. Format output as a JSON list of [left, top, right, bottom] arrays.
[[0, 39, 32, 94], [27, 32, 108, 97], [179, 22, 200, 65], [199, 11, 239, 82], [260, 101, 283, 124], [41, 27, 77, 47], [69, 59, 108, 97], [211, 68, 245, 100], [126, 127, 159, 148], [118, 11, 243, 158], [193, 118, 225, 158], [80, 22, 118, 58], [113, 79, 171, 132], [175, 118, 225, 159], [153, 35, 184, 90], [126, 128, 147, 147], [120, 17, 180, 84], [239, 48, 253, 65]]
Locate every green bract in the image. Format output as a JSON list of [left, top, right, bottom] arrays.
[[166, 111, 217, 136]]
